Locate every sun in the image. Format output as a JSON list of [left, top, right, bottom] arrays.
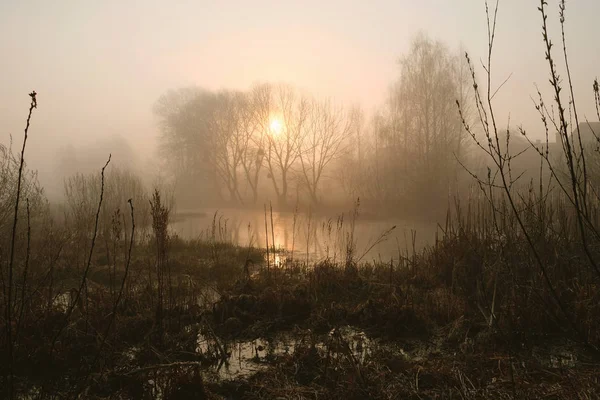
[[269, 118, 283, 137]]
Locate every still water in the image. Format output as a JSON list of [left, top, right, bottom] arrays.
[[171, 207, 438, 263], [196, 326, 373, 381]]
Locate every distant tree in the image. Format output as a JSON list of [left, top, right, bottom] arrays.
[[0, 142, 45, 233], [374, 33, 471, 213], [205, 90, 247, 204], [338, 110, 397, 208], [55, 136, 137, 177], [154, 88, 222, 206], [299, 100, 351, 205], [337, 106, 366, 200], [239, 84, 269, 204], [155, 84, 355, 208], [263, 85, 308, 207]]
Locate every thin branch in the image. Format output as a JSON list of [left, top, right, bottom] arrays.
[[5, 90, 36, 399]]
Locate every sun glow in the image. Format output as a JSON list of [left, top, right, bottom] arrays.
[[269, 118, 283, 137]]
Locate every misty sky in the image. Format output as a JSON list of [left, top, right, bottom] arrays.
[[1, 0, 599, 189]]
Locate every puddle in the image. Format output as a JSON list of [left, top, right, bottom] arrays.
[[548, 353, 577, 368], [196, 326, 374, 380], [124, 346, 139, 362], [51, 283, 222, 315], [54, 291, 71, 311], [542, 350, 578, 369], [531, 344, 580, 369]]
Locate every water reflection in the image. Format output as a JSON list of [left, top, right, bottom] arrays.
[[196, 326, 373, 381], [171, 207, 437, 263]]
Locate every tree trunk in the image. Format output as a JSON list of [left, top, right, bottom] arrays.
[[279, 171, 288, 207]]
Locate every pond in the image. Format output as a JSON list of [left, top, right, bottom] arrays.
[[171, 207, 438, 263]]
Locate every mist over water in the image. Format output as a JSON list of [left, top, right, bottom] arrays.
[[171, 207, 437, 263]]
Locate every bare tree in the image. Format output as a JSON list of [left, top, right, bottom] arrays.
[[238, 84, 269, 204], [299, 100, 351, 205], [263, 85, 308, 207], [154, 88, 222, 206], [206, 91, 247, 204], [366, 33, 470, 214], [338, 105, 367, 200]]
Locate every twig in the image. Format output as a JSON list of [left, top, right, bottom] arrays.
[[5, 90, 36, 400], [71, 199, 135, 399], [51, 154, 111, 351]]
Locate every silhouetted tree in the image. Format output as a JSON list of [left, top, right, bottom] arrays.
[[155, 84, 355, 208], [205, 90, 248, 203], [299, 100, 351, 205], [263, 85, 308, 207], [238, 84, 269, 204], [371, 34, 471, 214], [154, 88, 222, 206]]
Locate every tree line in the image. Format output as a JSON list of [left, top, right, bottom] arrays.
[[156, 34, 474, 216]]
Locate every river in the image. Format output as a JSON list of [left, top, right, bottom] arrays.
[[170, 207, 438, 263]]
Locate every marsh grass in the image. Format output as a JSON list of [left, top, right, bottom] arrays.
[[1, 166, 599, 398]]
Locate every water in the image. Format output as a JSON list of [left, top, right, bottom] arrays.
[[196, 326, 374, 380], [171, 207, 437, 263]]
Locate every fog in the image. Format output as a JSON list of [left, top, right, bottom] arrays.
[[4, 2, 600, 396], [1, 1, 600, 220]]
